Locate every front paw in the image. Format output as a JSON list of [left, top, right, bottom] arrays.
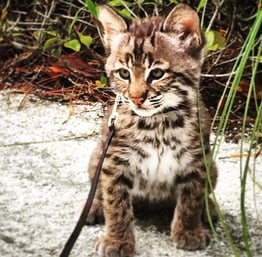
[[96, 235, 135, 257], [172, 227, 210, 250]]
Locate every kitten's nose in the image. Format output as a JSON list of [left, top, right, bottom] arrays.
[[131, 96, 145, 105], [130, 91, 147, 105]]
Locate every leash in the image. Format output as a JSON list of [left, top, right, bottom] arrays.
[[59, 94, 121, 257]]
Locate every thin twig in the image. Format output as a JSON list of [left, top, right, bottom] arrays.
[[206, 0, 225, 32], [41, 0, 57, 28], [59, 14, 95, 27], [121, 2, 138, 19]]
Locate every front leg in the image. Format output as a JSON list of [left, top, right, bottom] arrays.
[[96, 170, 135, 257], [172, 171, 210, 250], [86, 187, 104, 225]]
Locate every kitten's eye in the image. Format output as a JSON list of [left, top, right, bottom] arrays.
[[149, 68, 165, 80], [118, 68, 130, 80]]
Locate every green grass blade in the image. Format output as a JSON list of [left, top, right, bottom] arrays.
[[210, 5, 261, 256], [239, 34, 262, 257]]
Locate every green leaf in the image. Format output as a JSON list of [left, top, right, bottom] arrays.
[[197, 0, 208, 12], [169, 0, 180, 4], [77, 32, 93, 48], [100, 75, 107, 85], [12, 32, 26, 37], [96, 75, 107, 88], [51, 47, 61, 59], [85, 0, 97, 16], [45, 31, 57, 37], [68, 7, 85, 36], [64, 39, 81, 52], [43, 37, 58, 50], [137, 0, 145, 4], [205, 30, 226, 51], [117, 8, 132, 19], [107, 0, 131, 7]]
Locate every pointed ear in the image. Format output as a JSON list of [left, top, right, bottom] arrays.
[[163, 4, 202, 49], [97, 5, 127, 50]]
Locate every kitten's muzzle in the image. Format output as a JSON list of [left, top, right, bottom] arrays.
[[130, 91, 148, 106]]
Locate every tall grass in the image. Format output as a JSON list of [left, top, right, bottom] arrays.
[[201, 1, 262, 256]]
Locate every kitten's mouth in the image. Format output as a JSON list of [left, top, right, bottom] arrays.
[[128, 96, 164, 117]]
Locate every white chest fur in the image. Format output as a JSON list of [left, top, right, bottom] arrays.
[[129, 131, 193, 200]]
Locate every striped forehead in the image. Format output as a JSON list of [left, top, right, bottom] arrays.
[[124, 46, 154, 69], [121, 31, 158, 69], [122, 16, 163, 66], [129, 16, 163, 40]]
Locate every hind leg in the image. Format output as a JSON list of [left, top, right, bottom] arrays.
[[171, 173, 210, 250], [171, 162, 218, 250], [202, 163, 218, 226], [202, 197, 218, 226]]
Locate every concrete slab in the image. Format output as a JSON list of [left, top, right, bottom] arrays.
[[0, 90, 261, 257]]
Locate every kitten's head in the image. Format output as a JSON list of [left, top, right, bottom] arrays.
[[98, 4, 205, 117]]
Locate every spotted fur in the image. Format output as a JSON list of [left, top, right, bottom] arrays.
[[87, 4, 218, 257]]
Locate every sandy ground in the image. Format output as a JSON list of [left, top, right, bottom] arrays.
[[0, 90, 261, 257]]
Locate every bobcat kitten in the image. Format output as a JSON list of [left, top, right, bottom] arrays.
[[87, 4, 218, 257]]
